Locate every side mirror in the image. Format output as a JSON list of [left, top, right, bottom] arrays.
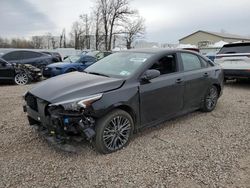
[[141, 69, 160, 81]]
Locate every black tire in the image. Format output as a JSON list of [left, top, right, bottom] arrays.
[[94, 109, 134, 154], [201, 85, 219, 112], [14, 72, 30, 85]]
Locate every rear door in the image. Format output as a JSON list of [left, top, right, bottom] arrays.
[[178, 52, 212, 110], [139, 53, 184, 126], [19, 51, 44, 64]]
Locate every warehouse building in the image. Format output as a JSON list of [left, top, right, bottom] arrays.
[[179, 30, 250, 48]]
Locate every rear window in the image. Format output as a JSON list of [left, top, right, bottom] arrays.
[[218, 43, 250, 54]]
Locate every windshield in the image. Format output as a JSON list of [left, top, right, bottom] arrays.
[[86, 51, 100, 57], [85, 52, 153, 78], [218, 44, 250, 54], [63, 55, 81, 63]]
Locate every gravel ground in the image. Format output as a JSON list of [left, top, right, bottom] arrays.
[[0, 81, 250, 188]]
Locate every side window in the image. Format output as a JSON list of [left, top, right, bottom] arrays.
[[150, 54, 177, 75], [20, 51, 42, 59], [180, 53, 202, 71], [2, 52, 20, 61]]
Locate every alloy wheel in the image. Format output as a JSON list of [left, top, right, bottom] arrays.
[[205, 87, 218, 110], [15, 73, 29, 85], [103, 115, 132, 151]]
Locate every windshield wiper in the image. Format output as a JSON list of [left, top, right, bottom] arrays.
[[87, 71, 110, 77]]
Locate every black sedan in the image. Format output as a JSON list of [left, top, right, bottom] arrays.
[[23, 49, 224, 153], [0, 58, 41, 85], [1, 50, 55, 69]]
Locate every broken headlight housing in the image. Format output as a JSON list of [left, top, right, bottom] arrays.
[[49, 93, 103, 111]]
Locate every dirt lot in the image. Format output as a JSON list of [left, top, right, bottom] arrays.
[[0, 82, 250, 188]]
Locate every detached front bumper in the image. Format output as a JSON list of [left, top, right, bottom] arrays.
[[23, 94, 96, 151]]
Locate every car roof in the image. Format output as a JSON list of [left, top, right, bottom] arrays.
[[120, 48, 200, 55]]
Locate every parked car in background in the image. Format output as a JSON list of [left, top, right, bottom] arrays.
[[42, 55, 97, 78], [0, 58, 41, 85], [42, 51, 112, 78], [86, 51, 112, 61], [1, 50, 55, 69], [215, 42, 250, 80], [24, 49, 223, 153], [206, 52, 217, 62], [41, 51, 62, 62]]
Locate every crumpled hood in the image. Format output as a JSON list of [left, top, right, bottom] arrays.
[[47, 62, 79, 69], [29, 72, 124, 103]]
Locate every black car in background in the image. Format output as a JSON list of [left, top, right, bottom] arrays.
[[0, 58, 41, 85], [41, 51, 62, 62], [23, 49, 223, 153], [1, 50, 55, 69]]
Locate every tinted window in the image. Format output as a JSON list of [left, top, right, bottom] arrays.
[[2, 51, 21, 61], [218, 44, 250, 54], [181, 53, 202, 71], [150, 54, 177, 75], [20, 51, 43, 59]]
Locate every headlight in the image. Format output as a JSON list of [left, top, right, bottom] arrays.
[[49, 93, 103, 111]]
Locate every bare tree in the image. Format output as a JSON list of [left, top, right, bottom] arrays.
[[123, 16, 145, 49], [92, 6, 104, 50], [96, 0, 135, 50], [80, 14, 91, 49], [31, 36, 43, 49], [63, 29, 67, 48], [59, 29, 66, 48], [70, 21, 84, 49]]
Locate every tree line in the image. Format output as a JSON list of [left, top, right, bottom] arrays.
[[0, 0, 145, 50]]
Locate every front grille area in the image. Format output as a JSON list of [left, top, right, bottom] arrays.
[[25, 93, 38, 111]]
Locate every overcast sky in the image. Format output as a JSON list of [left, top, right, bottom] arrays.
[[1, 0, 250, 43]]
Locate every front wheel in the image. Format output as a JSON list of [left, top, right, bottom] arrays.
[[94, 109, 134, 154], [201, 85, 219, 112], [14, 72, 29, 85]]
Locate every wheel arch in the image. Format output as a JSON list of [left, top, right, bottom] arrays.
[[212, 83, 221, 96], [100, 104, 137, 125]]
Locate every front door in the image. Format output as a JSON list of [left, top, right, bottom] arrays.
[[139, 53, 184, 126]]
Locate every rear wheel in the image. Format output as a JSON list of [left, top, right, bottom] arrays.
[[94, 109, 134, 154], [14, 72, 29, 85], [201, 85, 219, 112]]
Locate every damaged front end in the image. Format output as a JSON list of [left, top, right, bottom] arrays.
[[15, 64, 42, 82], [24, 93, 103, 151]]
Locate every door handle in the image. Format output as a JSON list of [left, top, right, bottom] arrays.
[[203, 72, 209, 77], [176, 78, 183, 84]]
